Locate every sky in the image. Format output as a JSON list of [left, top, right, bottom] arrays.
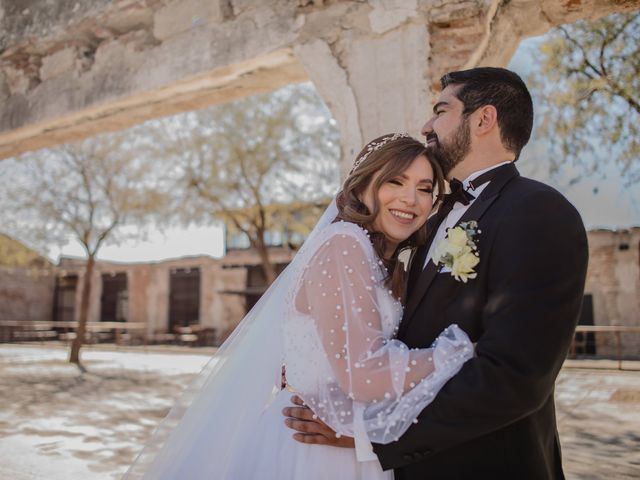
[[46, 33, 640, 263], [48, 224, 225, 263]]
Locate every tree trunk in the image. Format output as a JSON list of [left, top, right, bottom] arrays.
[[255, 244, 278, 286], [69, 254, 95, 369]]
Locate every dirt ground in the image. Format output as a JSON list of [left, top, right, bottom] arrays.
[[0, 344, 638, 479]]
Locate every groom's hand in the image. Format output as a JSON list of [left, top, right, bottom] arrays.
[[282, 395, 355, 448]]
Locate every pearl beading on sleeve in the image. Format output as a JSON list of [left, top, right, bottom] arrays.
[[282, 221, 473, 444]]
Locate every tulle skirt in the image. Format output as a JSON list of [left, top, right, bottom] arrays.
[[224, 389, 393, 480]]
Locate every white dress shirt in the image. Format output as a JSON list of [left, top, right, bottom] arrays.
[[423, 161, 512, 270]]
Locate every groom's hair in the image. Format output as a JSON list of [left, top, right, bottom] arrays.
[[441, 67, 533, 159]]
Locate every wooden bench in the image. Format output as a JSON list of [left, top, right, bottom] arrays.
[[174, 326, 199, 346], [12, 326, 59, 342], [152, 326, 217, 347], [0, 320, 147, 346]]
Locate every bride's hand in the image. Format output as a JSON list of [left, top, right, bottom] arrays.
[[283, 395, 355, 448]]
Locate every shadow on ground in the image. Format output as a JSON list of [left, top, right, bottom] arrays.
[[0, 348, 206, 478], [555, 369, 640, 479], [0, 346, 639, 479]]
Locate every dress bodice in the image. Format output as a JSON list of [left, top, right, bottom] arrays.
[[282, 222, 403, 394]]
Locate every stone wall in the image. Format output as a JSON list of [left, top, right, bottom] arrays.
[[584, 228, 640, 358], [0, 266, 55, 321]]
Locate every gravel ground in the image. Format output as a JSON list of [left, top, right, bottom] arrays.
[[0, 344, 638, 479]]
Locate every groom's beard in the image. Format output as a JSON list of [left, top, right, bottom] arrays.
[[426, 116, 471, 177]]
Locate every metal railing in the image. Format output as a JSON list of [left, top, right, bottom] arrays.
[[570, 325, 640, 369]]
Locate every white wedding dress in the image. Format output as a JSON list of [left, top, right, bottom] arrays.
[[125, 219, 472, 480]]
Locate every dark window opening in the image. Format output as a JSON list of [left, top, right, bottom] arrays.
[[101, 272, 128, 322], [575, 294, 596, 355], [169, 268, 201, 331], [245, 263, 287, 312], [53, 275, 78, 322]]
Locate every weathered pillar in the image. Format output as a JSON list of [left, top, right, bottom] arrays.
[[295, 9, 431, 173], [147, 264, 170, 335]]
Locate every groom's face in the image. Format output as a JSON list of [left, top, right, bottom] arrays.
[[421, 85, 471, 178]]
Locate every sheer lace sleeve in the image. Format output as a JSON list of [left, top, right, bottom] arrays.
[[290, 222, 473, 444]]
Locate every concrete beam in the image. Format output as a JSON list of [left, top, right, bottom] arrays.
[[0, 48, 308, 159], [0, 0, 307, 159], [1, 0, 639, 169]]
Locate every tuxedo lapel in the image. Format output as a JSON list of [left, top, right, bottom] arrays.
[[400, 163, 520, 331], [401, 260, 439, 334], [405, 246, 426, 299], [406, 215, 439, 298]]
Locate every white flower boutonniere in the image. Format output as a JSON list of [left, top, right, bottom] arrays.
[[432, 221, 481, 283]]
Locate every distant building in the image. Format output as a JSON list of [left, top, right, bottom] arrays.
[[581, 228, 640, 357], [53, 246, 297, 344], [1, 228, 639, 356]]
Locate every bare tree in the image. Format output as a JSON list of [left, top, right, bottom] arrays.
[[0, 131, 168, 369], [528, 12, 640, 183], [158, 84, 339, 284]]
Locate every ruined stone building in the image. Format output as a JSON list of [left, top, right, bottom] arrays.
[[581, 228, 640, 357], [1, 228, 639, 356], [52, 245, 296, 343], [46, 201, 326, 343]]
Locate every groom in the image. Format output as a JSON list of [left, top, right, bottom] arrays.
[[283, 67, 588, 479]]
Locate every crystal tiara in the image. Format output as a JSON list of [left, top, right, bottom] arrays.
[[349, 133, 412, 174]]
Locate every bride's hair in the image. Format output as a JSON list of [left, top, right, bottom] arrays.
[[335, 134, 444, 302]]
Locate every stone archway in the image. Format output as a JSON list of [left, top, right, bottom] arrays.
[[1, 0, 639, 170]]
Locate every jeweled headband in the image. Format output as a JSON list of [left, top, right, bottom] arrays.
[[349, 132, 412, 174]]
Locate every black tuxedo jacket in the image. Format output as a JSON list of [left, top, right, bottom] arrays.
[[373, 163, 589, 480]]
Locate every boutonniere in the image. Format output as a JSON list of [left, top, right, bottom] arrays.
[[432, 221, 480, 283]]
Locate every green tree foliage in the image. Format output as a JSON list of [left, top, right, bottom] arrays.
[[157, 83, 340, 284], [0, 233, 51, 268], [529, 12, 640, 183], [0, 131, 168, 368]]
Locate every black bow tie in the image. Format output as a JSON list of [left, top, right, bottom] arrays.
[[440, 167, 505, 207], [431, 179, 472, 226], [444, 178, 475, 207], [435, 166, 506, 222]]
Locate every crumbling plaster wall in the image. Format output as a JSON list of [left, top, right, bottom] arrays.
[[0, 266, 55, 321], [1, 0, 638, 171], [584, 228, 640, 357]]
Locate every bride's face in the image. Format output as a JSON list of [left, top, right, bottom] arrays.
[[361, 155, 435, 255]]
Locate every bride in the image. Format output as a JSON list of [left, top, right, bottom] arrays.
[[125, 133, 473, 479]]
